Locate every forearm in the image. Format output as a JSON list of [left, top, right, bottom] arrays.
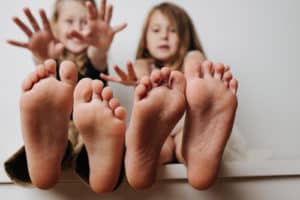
[[87, 46, 108, 72]]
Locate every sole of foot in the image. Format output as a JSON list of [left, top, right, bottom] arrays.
[[125, 67, 186, 189], [20, 59, 77, 189], [73, 78, 126, 194], [183, 53, 238, 190]]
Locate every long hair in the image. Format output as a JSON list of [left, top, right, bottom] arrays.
[[136, 2, 206, 71]]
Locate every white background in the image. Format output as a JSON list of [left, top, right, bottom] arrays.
[[1, 0, 300, 178]]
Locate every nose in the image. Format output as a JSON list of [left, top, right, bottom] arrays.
[[160, 29, 169, 40], [72, 21, 83, 32]]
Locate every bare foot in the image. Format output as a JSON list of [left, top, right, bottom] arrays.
[[73, 79, 126, 194], [183, 54, 238, 190], [20, 59, 77, 189], [125, 67, 186, 189]]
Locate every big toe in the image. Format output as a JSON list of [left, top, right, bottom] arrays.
[[59, 60, 78, 86], [184, 51, 204, 78], [74, 78, 93, 105]]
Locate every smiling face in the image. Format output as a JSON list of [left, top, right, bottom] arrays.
[[146, 10, 179, 64], [54, 1, 89, 55]]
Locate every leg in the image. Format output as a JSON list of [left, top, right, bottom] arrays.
[[182, 52, 238, 190], [20, 59, 77, 189], [125, 67, 186, 189], [159, 136, 175, 165], [73, 79, 126, 194], [174, 130, 185, 163]]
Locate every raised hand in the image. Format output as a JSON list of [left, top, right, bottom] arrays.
[[7, 8, 64, 63], [100, 61, 139, 86], [71, 0, 127, 52]]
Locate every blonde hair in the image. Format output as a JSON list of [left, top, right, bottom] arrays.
[[136, 2, 206, 71], [51, 0, 97, 72]]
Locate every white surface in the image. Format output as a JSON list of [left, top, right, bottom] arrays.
[[3, 160, 300, 184], [2, 160, 300, 199], [1, 176, 300, 200], [1, 0, 300, 188]]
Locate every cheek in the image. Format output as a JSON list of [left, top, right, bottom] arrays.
[[146, 34, 156, 50], [146, 32, 153, 43], [55, 25, 67, 39], [171, 37, 179, 52]]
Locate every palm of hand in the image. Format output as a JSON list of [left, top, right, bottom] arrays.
[[8, 8, 64, 62], [87, 19, 113, 52], [28, 31, 57, 60]]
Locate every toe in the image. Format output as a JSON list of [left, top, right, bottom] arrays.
[[114, 106, 127, 120], [150, 69, 162, 86], [29, 71, 39, 85], [22, 71, 37, 92], [36, 64, 48, 79], [109, 98, 120, 110], [223, 71, 233, 88], [224, 64, 230, 72], [74, 78, 93, 104], [229, 78, 238, 94], [140, 76, 152, 90], [213, 63, 225, 80], [59, 60, 78, 86], [135, 84, 148, 101], [92, 80, 104, 100], [161, 67, 171, 82], [170, 71, 186, 94], [202, 60, 213, 79], [101, 87, 114, 102], [183, 51, 204, 78], [44, 59, 57, 76]]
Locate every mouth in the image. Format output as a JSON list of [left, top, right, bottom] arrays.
[[70, 37, 82, 43], [158, 45, 170, 50]]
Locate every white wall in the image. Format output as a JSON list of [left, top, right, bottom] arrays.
[[1, 0, 300, 176]]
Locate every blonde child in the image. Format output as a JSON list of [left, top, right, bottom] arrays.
[[101, 2, 238, 190], [5, 0, 127, 194]]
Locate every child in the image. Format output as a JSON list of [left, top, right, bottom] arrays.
[[5, 0, 127, 193], [101, 2, 238, 190]]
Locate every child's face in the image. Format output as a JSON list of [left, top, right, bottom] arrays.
[[55, 1, 89, 55], [146, 11, 179, 63]]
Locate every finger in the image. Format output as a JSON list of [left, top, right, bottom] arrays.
[[39, 9, 51, 32], [12, 16, 33, 37], [7, 40, 28, 48], [114, 65, 128, 80], [86, 1, 97, 20], [98, 0, 106, 20], [23, 7, 41, 32], [100, 73, 120, 83], [126, 61, 138, 81], [105, 4, 113, 24], [112, 23, 127, 34]]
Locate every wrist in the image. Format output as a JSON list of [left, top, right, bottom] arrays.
[[32, 55, 45, 65], [88, 46, 108, 58]]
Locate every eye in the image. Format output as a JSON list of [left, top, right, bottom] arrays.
[[65, 19, 73, 25], [81, 19, 88, 26], [151, 27, 160, 33], [169, 27, 177, 33]]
